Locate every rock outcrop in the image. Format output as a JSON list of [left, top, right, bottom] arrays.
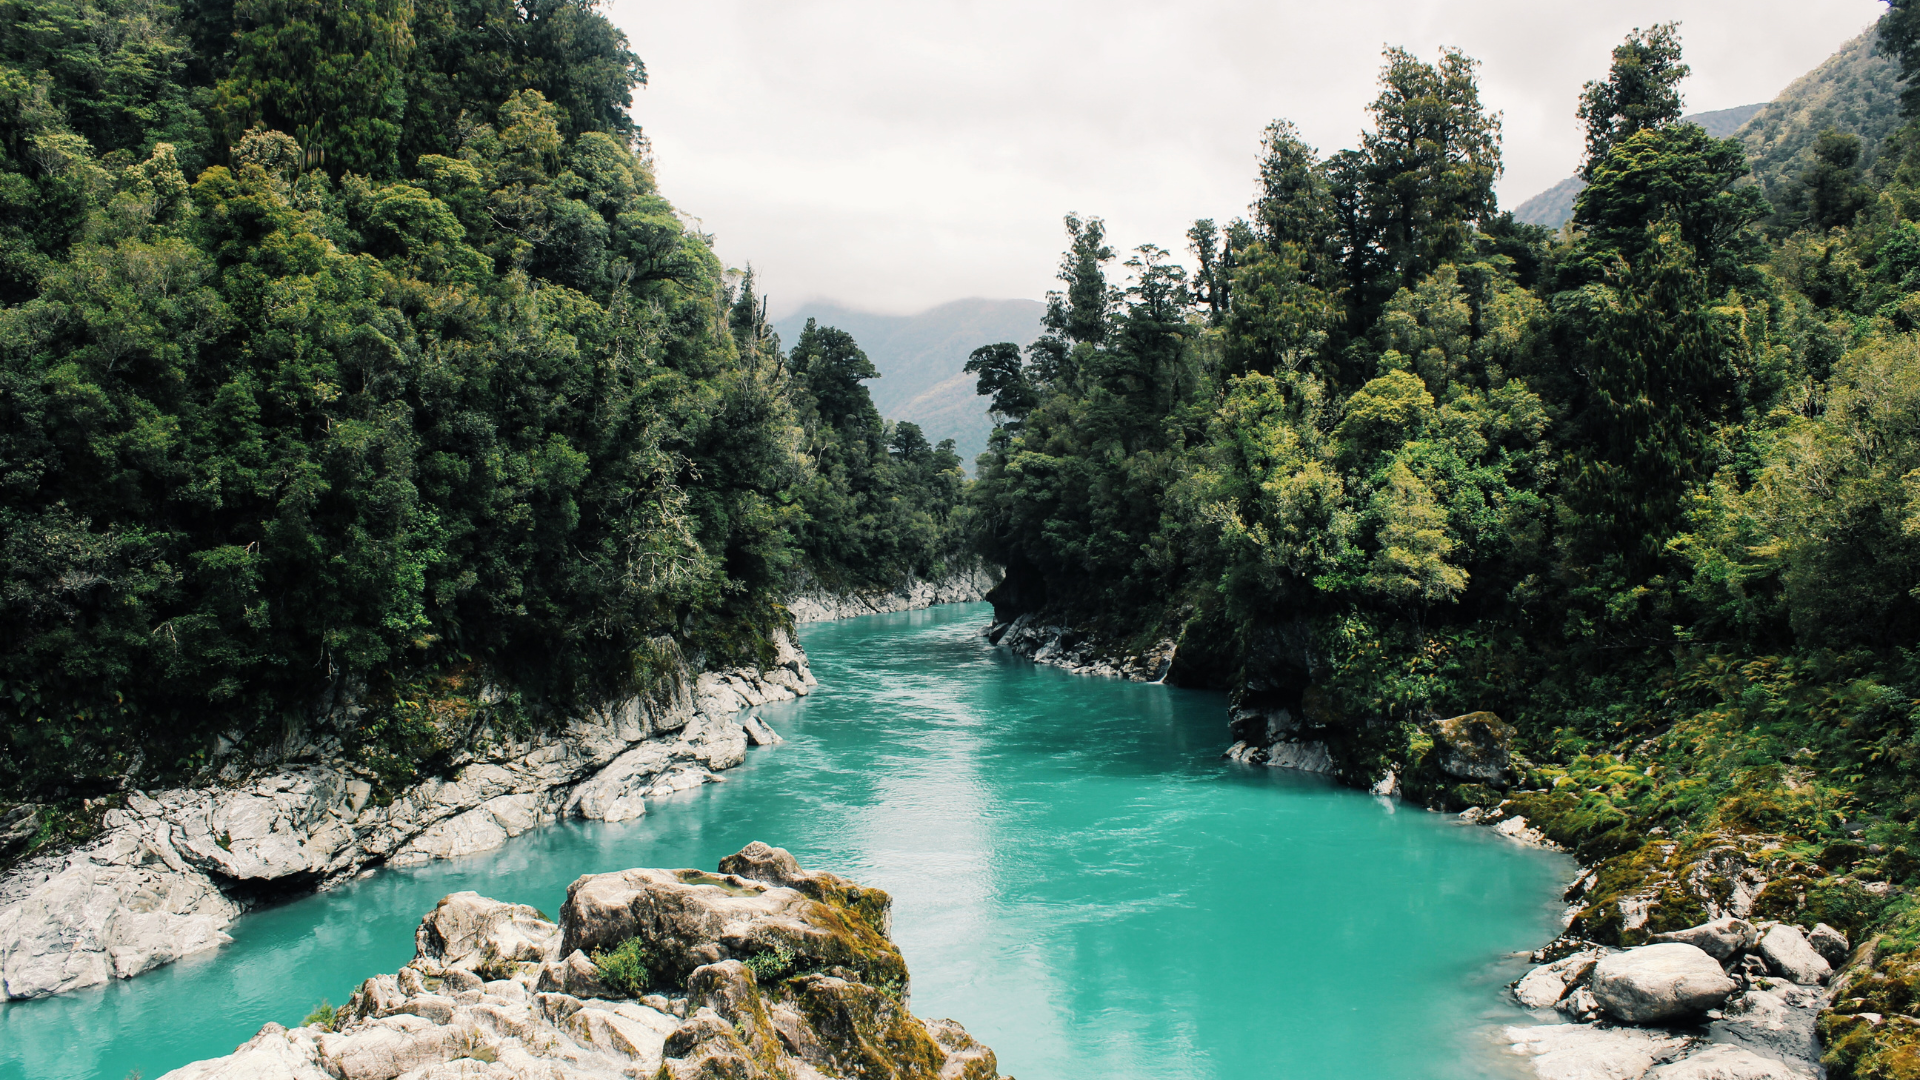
[[788, 564, 1001, 623], [0, 634, 817, 1001], [986, 615, 1177, 682], [157, 844, 1006, 1080]]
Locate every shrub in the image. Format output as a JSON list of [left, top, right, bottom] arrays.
[[302, 999, 339, 1031], [591, 938, 651, 996]]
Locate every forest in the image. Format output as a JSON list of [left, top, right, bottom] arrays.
[[11, 0, 1920, 1073], [0, 0, 969, 816], [963, 11, 1920, 1076]]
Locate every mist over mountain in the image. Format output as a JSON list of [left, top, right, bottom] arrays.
[[773, 298, 1046, 468]]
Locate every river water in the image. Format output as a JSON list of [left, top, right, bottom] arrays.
[[1, 602, 1571, 1080]]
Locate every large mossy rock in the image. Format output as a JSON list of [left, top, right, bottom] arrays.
[[1432, 711, 1515, 785], [159, 843, 1002, 1080]]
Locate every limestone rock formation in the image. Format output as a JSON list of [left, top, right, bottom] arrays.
[[0, 633, 815, 1001], [788, 565, 1001, 623], [158, 844, 1005, 1080], [1589, 943, 1738, 1023]]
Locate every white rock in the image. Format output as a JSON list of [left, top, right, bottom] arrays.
[[413, 892, 558, 974], [1514, 949, 1607, 1009], [1265, 740, 1334, 775], [1590, 943, 1738, 1023], [1651, 918, 1758, 961], [1492, 816, 1554, 848], [1, 639, 815, 999], [1758, 924, 1831, 986], [1646, 1044, 1807, 1079], [390, 794, 546, 866], [1808, 923, 1849, 968], [741, 714, 784, 747], [1504, 1023, 1696, 1080], [156, 1022, 332, 1080]]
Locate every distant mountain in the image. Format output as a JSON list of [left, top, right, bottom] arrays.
[[1513, 20, 1903, 232], [1689, 102, 1769, 139], [1511, 105, 1767, 229], [773, 298, 1046, 469], [1511, 176, 1586, 229], [1741, 23, 1902, 205]]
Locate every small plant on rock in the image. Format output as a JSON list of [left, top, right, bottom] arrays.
[[592, 937, 651, 996], [302, 999, 339, 1031], [742, 942, 797, 983]]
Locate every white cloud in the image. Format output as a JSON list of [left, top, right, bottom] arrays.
[[605, 0, 1889, 315]]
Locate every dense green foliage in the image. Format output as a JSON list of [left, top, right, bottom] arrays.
[[0, 0, 967, 809], [965, 18, 1920, 1075]]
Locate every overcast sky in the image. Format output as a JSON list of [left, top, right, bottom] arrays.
[[603, 0, 1889, 316]]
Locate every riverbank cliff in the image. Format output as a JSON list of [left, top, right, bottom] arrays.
[[0, 634, 812, 1002], [156, 842, 1006, 1080]]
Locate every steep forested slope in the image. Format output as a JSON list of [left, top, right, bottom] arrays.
[[0, 0, 967, 824], [963, 15, 1920, 1076]]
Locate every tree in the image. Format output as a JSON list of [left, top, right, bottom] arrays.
[[964, 342, 1037, 424], [1882, 0, 1920, 113], [1253, 120, 1329, 252], [1571, 123, 1769, 290], [1577, 23, 1688, 180], [788, 319, 879, 432], [1041, 212, 1116, 348], [1360, 47, 1503, 292], [1800, 129, 1874, 231]]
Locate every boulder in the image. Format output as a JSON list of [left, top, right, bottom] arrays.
[[1757, 924, 1831, 986], [533, 949, 611, 999], [1712, 985, 1825, 1073], [1646, 1044, 1806, 1079], [1808, 923, 1849, 968], [741, 715, 784, 747], [1432, 712, 1515, 784], [1589, 943, 1738, 1023], [1555, 986, 1603, 1023], [1650, 918, 1758, 961], [1514, 948, 1606, 1009], [719, 840, 895, 940], [413, 892, 558, 977]]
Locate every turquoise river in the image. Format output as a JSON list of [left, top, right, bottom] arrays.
[[0, 602, 1573, 1079]]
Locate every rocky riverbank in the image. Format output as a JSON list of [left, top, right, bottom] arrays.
[[157, 842, 1006, 1080], [983, 614, 1176, 681], [787, 564, 1001, 624], [1493, 915, 1838, 1078], [0, 635, 814, 1001]]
